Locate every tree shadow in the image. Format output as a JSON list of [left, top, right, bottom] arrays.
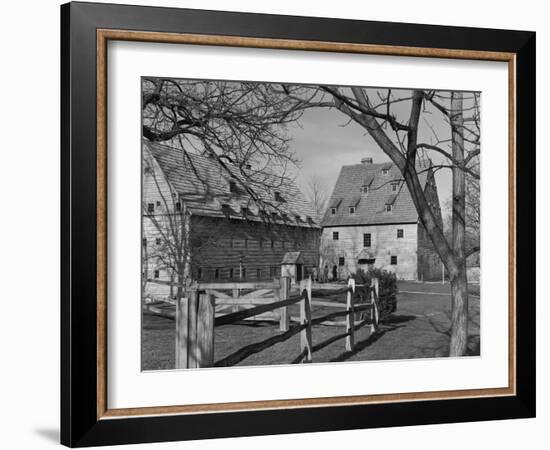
[[329, 323, 405, 362]]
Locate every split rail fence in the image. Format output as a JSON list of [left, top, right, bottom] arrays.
[[144, 276, 380, 369]]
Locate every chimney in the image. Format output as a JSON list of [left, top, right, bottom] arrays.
[[361, 157, 373, 165]]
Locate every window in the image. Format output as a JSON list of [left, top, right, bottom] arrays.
[[349, 206, 356, 215], [333, 231, 339, 241], [330, 207, 337, 215], [363, 233, 371, 248], [382, 168, 389, 175], [385, 204, 393, 212], [397, 229, 404, 238], [155, 238, 161, 245], [197, 267, 202, 279], [156, 200, 161, 207], [229, 268, 234, 279], [391, 255, 397, 265], [361, 185, 369, 195], [142, 238, 147, 247], [154, 269, 160, 279], [214, 268, 220, 280], [338, 257, 345, 266], [175, 202, 182, 212], [391, 182, 399, 192], [147, 203, 154, 213]]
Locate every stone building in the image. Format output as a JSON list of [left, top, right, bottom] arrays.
[[320, 157, 443, 281], [142, 141, 321, 298]]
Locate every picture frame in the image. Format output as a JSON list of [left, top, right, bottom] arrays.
[[60, 1, 535, 447]]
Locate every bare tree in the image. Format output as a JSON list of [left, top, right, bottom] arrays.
[[305, 175, 330, 219], [304, 87, 480, 356]]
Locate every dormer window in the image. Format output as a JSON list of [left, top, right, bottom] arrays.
[[382, 169, 389, 175], [361, 185, 369, 195], [349, 206, 356, 215], [391, 182, 399, 192], [385, 204, 393, 212], [330, 207, 337, 215]]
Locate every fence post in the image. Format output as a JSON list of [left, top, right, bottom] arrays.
[[370, 278, 379, 333], [187, 289, 199, 368], [232, 288, 239, 313], [299, 277, 313, 363], [197, 292, 215, 367], [279, 276, 290, 331], [346, 278, 355, 352], [175, 296, 190, 369]]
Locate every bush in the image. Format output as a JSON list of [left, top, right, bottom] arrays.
[[352, 268, 398, 322]]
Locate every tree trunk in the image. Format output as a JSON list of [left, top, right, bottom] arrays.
[[449, 91, 469, 357]]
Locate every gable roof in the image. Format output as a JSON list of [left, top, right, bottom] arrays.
[[144, 141, 320, 229], [321, 160, 433, 227]]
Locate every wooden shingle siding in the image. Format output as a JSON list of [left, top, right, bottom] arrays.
[[191, 216, 321, 282]]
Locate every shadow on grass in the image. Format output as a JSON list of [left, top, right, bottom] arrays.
[[329, 323, 406, 362]]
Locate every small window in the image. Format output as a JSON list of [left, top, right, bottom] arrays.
[[147, 203, 154, 213], [156, 200, 161, 207], [391, 182, 399, 192], [363, 233, 371, 248], [361, 185, 369, 195], [333, 231, 339, 241], [229, 268, 234, 279], [382, 168, 389, 175], [154, 269, 160, 279], [338, 257, 345, 266], [142, 238, 147, 247], [349, 206, 356, 215], [175, 202, 182, 212], [391, 255, 397, 265], [385, 204, 393, 212], [214, 268, 220, 279], [397, 229, 404, 238], [330, 207, 337, 215]]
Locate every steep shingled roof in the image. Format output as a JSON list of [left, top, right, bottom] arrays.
[[144, 141, 320, 229], [321, 160, 432, 227]]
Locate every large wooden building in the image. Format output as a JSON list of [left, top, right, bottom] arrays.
[[142, 141, 321, 298], [320, 157, 443, 281]]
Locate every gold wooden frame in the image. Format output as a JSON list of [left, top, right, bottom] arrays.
[[96, 29, 516, 420]]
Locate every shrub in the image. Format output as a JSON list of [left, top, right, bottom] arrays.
[[352, 268, 398, 322]]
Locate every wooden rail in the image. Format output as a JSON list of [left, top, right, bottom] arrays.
[[146, 276, 380, 369]]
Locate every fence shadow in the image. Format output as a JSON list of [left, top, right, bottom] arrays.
[[329, 322, 409, 363]]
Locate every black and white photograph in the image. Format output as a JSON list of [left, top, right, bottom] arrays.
[[141, 78, 481, 370]]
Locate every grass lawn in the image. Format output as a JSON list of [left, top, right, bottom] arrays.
[[141, 281, 480, 370]]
